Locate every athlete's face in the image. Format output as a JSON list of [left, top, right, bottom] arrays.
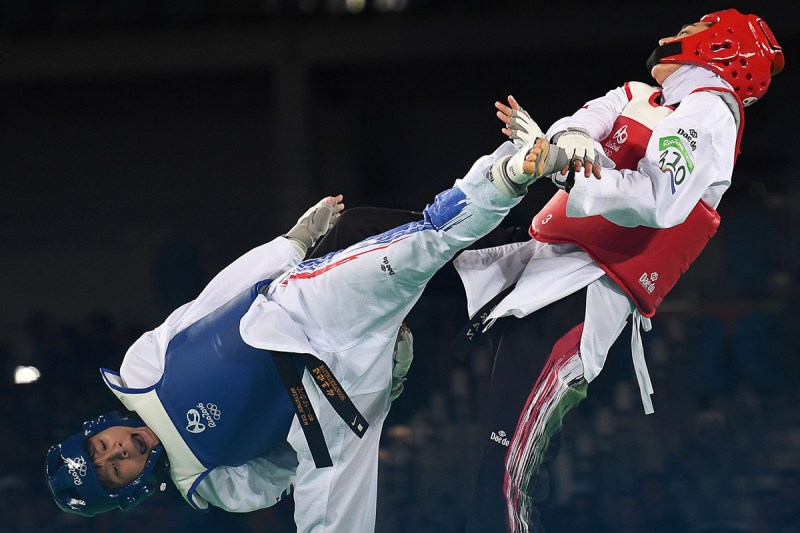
[[650, 20, 715, 85], [87, 425, 161, 488]]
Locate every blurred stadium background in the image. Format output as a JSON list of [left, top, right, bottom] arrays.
[[1, 1, 799, 531]]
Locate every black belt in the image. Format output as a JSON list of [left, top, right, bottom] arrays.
[[449, 282, 517, 360], [272, 352, 369, 468]]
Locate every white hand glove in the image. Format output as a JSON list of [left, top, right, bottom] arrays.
[[553, 127, 597, 162], [550, 127, 601, 192], [285, 195, 343, 252], [506, 106, 544, 148], [389, 323, 414, 402], [550, 127, 600, 192]]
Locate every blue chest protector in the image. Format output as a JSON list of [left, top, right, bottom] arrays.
[[104, 279, 368, 507], [157, 280, 297, 467]]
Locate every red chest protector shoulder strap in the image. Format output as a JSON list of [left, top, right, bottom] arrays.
[[530, 191, 720, 317], [599, 81, 675, 170]]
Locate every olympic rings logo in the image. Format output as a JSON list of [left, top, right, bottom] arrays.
[[206, 403, 221, 420], [66, 456, 87, 485]]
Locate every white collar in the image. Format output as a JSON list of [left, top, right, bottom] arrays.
[[661, 65, 734, 106]]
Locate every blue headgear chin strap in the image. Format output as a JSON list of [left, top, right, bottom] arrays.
[[45, 411, 169, 517]]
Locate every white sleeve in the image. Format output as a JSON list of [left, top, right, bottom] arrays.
[[565, 91, 737, 228], [545, 85, 629, 143], [195, 443, 298, 513], [168, 236, 303, 332], [118, 329, 168, 388], [118, 236, 303, 387]]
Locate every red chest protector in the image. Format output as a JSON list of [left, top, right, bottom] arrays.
[[529, 82, 732, 317], [530, 191, 719, 317]]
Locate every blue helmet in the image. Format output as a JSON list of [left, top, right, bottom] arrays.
[[45, 411, 170, 517]]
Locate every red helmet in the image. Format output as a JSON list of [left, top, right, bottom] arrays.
[[646, 9, 784, 106]]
